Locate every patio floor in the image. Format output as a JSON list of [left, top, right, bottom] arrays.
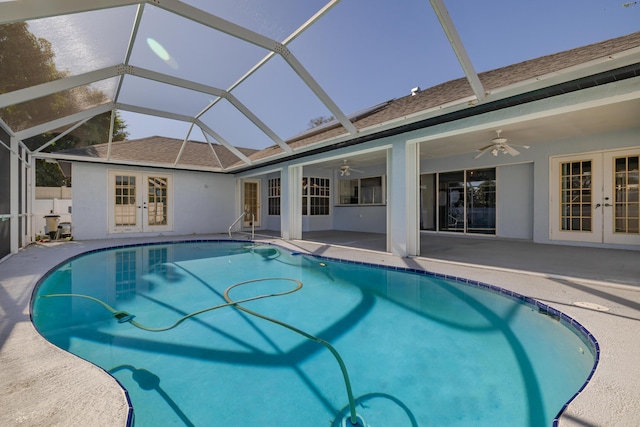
[[300, 231, 640, 286], [1, 233, 638, 426]]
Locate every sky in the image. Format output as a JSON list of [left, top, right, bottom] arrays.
[[26, 0, 640, 149]]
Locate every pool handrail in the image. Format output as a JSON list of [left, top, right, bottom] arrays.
[[228, 211, 255, 239]]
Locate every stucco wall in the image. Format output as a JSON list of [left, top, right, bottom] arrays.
[[418, 127, 640, 249], [497, 163, 534, 239], [333, 205, 387, 233], [72, 163, 236, 240], [531, 128, 640, 248]]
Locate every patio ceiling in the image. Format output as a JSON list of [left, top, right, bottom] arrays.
[[1, 1, 639, 171]]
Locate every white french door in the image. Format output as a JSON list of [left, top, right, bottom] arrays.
[[109, 171, 173, 233], [550, 148, 639, 245]]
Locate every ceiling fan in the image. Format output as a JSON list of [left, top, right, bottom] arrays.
[[339, 160, 364, 176], [474, 130, 529, 159]]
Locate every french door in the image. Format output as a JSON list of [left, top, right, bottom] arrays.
[[242, 180, 260, 228], [550, 148, 639, 245], [109, 171, 173, 233]]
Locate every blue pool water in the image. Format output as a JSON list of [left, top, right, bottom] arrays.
[[32, 241, 596, 426]]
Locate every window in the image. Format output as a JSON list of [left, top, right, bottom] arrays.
[[114, 175, 137, 226], [302, 177, 330, 215], [338, 176, 385, 205], [560, 160, 592, 232], [147, 176, 168, 225], [115, 250, 136, 300], [268, 178, 281, 216]]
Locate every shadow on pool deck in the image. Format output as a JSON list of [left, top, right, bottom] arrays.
[[295, 231, 640, 287], [1, 233, 639, 427]]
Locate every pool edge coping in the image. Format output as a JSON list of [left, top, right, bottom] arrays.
[[28, 238, 601, 426]]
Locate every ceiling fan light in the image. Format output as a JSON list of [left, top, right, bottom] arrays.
[[491, 148, 498, 156]]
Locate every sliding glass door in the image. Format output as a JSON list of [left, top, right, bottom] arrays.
[[420, 168, 496, 234]]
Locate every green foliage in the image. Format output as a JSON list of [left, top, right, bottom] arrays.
[[0, 22, 129, 187], [307, 115, 334, 129], [35, 160, 68, 187]]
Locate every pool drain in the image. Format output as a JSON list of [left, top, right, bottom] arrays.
[[341, 413, 368, 427]]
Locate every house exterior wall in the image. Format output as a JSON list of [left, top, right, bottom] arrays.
[[72, 163, 236, 240], [240, 122, 639, 252], [333, 206, 387, 233], [418, 127, 640, 249], [531, 127, 640, 249], [497, 163, 534, 240]]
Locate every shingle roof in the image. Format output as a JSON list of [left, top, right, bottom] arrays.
[[240, 31, 640, 165], [60, 136, 258, 170], [60, 31, 640, 171]]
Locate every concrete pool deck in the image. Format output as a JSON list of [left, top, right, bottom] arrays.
[[0, 233, 638, 426]]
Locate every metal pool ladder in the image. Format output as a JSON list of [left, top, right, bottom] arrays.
[[228, 211, 255, 239]]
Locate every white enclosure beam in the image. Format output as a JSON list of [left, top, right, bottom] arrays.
[[223, 93, 291, 153], [10, 137, 19, 254], [0, 0, 139, 24], [202, 132, 223, 169], [113, 3, 145, 104], [33, 117, 92, 153], [15, 103, 113, 140], [115, 103, 193, 122], [196, 121, 253, 166], [429, 0, 485, 101], [130, 66, 226, 97], [215, 0, 342, 103], [0, 66, 120, 109], [282, 48, 357, 135], [158, 0, 356, 136]]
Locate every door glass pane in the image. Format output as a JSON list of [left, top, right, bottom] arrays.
[[339, 179, 359, 205], [466, 169, 496, 234], [114, 175, 137, 226], [115, 250, 137, 301], [243, 182, 258, 223], [360, 177, 383, 204], [560, 160, 592, 232], [420, 174, 436, 231], [438, 171, 464, 232], [613, 155, 640, 234], [147, 176, 168, 226]]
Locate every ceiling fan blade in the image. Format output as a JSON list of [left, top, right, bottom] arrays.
[[474, 148, 490, 159], [503, 144, 521, 156], [350, 168, 365, 173], [477, 143, 496, 151]]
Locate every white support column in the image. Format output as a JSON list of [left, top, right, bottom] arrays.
[[10, 136, 18, 253], [27, 154, 35, 244], [20, 147, 27, 244], [281, 165, 302, 240], [387, 142, 420, 257]]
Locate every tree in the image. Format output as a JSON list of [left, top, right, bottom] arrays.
[[0, 22, 128, 186], [307, 115, 334, 129]]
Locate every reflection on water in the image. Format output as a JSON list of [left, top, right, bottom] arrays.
[[32, 241, 596, 427]]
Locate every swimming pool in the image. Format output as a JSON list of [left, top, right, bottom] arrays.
[[31, 240, 597, 426]]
